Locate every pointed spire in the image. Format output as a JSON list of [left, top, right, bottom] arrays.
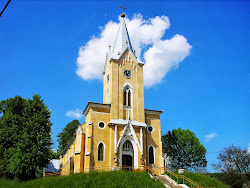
[[111, 13, 134, 59]]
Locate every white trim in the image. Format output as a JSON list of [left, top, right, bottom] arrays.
[[131, 88, 133, 120], [109, 119, 147, 127], [121, 82, 134, 92], [117, 121, 142, 152], [123, 106, 132, 110], [114, 125, 118, 153], [98, 121, 106, 129], [148, 145, 155, 164], [147, 125, 154, 133], [85, 150, 92, 156], [76, 126, 83, 134], [119, 135, 138, 169], [106, 87, 109, 104], [92, 111, 110, 115], [97, 141, 105, 162], [140, 127, 143, 155], [85, 125, 89, 154], [75, 129, 83, 154]]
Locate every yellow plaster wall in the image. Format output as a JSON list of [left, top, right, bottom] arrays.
[[146, 118, 164, 173], [74, 154, 81, 173], [146, 114, 160, 119], [90, 111, 111, 168]]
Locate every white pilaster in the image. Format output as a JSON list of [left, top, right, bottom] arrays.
[[131, 89, 133, 120], [140, 126, 143, 155], [114, 124, 118, 153]]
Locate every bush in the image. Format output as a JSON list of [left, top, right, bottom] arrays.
[[218, 173, 249, 188]]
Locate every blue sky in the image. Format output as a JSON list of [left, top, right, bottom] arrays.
[[0, 0, 249, 172]]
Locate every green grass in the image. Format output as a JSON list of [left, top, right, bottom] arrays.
[[166, 171, 229, 188], [0, 171, 165, 188]]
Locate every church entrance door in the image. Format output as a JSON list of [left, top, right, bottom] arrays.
[[122, 140, 133, 170]]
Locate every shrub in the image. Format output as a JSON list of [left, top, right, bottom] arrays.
[[218, 173, 249, 188]]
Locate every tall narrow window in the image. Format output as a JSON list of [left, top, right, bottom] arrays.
[[149, 146, 154, 164], [98, 142, 104, 161], [123, 90, 127, 106], [128, 90, 131, 106], [123, 86, 131, 107]]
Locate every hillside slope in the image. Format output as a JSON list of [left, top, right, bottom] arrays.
[[0, 171, 165, 188], [179, 172, 229, 188]]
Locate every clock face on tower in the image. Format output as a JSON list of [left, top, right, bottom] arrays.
[[124, 70, 132, 78]]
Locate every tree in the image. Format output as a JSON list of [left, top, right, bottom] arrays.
[[213, 145, 249, 174], [57, 120, 80, 155], [0, 95, 52, 181], [162, 128, 207, 170], [212, 145, 249, 188]]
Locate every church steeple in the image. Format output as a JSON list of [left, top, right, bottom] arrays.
[[111, 12, 134, 59], [103, 9, 145, 122]]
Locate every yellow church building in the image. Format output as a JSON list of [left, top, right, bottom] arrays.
[[60, 12, 164, 175]]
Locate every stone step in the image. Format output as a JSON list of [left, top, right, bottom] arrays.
[[159, 175, 186, 188]]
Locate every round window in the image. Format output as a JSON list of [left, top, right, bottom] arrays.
[[98, 122, 105, 129], [147, 125, 154, 133]]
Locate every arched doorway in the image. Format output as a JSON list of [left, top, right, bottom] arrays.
[[122, 140, 133, 170]]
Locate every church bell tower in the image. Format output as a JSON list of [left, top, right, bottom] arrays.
[[103, 12, 145, 123]]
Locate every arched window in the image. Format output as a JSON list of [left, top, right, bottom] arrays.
[[123, 86, 131, 107], [122, 140, 133, 154], [98, 142, 104, 161], [149, 146, 154, 164]]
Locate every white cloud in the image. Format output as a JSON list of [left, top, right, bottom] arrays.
[[65, 109, 83, 119], [144, 35, 191, 87], [205, 133, 217, 141], [76, 14, 192, 87], [248, 143, 250, 154]]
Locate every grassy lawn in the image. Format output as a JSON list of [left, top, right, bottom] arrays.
[[0, 171, 165, 188], [166, 171, 229, 188]]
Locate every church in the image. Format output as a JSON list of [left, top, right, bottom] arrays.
[[60, 11, 164, 175]]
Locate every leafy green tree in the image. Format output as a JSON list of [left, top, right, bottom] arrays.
[[57, 120, 80, 155], [51, 149, 60, 159], [0, 95, 52, 181], [162, 128, 207, 170]]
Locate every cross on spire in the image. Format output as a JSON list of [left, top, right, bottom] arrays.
[[120, 5, 127, 13], [120, 5, 126, 18]]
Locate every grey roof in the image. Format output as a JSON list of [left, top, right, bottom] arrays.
[[83, 102, 111, 116], [112, 17, 134, 59], [145, 109, 164, 115]]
